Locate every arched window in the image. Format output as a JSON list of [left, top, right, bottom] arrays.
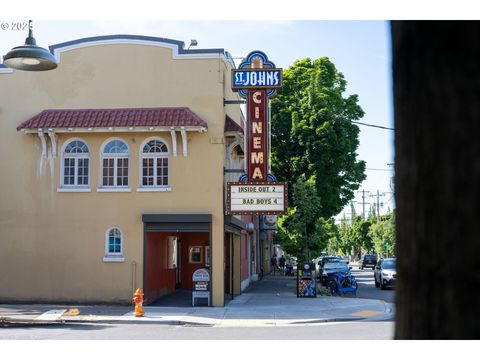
[[101, 139, 129, 188], [140, 139, 169, 188], [62, 139, 90, 187], [103, 227, 125, 262]]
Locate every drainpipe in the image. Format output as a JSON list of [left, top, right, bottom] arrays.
[[132, 261, 137, 297]]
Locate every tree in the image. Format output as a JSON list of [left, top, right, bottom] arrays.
[[333, 217, 355, 256], [271, 57, 366, 218], [368, 212, 395, 257], [274, 175, 321, 260], [351, 217, 374, 254], [392, 21, 480, 339]]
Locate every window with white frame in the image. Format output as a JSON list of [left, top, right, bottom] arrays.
[[101, 139, 129, 188], [141, 139, 169, 187], [62, 139, 90, 187], [103, 227, 124, 262]]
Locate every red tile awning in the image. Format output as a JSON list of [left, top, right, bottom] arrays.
[[224, 115, 244, 134], [17, 107, 208, 132]]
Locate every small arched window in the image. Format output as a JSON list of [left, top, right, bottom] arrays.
[[103, 227, 125, 262], [140, 139, 169, 187], [101, 139, 129, 188], [62, 139, 90, 187]]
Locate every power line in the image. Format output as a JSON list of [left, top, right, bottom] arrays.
[[365, 168, 394, 172], [271, 99, 394, 131], [351, 121, 394, 131]]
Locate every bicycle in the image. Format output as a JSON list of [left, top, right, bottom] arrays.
[[327, 273, 358, 296]]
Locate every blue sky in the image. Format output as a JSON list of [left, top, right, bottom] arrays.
[[0, 20, 395, 218]]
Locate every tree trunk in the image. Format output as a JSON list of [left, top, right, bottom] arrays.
[[392, 21, 480, 339]]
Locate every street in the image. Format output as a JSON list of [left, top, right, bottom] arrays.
[[0, 320, 394, 340], [350, 266, 395, 303]]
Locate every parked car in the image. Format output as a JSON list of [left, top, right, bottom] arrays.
[[320, 261, 351, 286], [360, 254, 378, 270], [374, 258, 396, 289], [317, 256, 342, 274]]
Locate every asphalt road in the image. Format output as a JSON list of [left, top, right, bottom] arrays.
[[0, 320, 394, 340], [351, 266, 395, 303]]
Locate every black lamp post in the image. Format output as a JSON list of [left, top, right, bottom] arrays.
[[3, 20, 57, 71]]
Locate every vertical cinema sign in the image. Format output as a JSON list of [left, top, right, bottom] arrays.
[[231, 51, 283, 181], [248, 90, 267, 179]]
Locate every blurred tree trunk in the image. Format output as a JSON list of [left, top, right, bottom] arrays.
[[392, 21, 480, 339]]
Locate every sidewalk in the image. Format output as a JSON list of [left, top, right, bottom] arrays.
[[0, 274, 394, 328]]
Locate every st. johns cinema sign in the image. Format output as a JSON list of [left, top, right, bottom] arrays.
[[227, 51, 288, 215]]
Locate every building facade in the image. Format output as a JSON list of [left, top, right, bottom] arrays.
[[0, 34, 259, 306]]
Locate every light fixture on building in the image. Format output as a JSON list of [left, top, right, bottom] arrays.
[[3, 20, 57, 71], [187, 40, 198, 50]]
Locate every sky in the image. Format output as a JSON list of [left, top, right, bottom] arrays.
[[0, 20, 395, 219]]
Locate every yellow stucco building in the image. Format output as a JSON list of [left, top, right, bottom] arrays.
[[0, 35, 250, 306]]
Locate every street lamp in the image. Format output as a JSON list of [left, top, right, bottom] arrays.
[[187, 39, 198, 50], [3, 20, 57, 71]]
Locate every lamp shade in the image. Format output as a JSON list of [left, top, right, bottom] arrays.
[[2, 22, 57, 71]]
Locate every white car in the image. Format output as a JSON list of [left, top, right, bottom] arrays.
[[374, 258, 396, 290]]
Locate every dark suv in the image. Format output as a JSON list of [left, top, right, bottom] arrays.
[[360, 254, 378, 270]]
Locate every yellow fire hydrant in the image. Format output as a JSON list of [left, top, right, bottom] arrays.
[[133, 288, 145, 317]]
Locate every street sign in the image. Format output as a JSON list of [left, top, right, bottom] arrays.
[[226, 182, 288, 215]]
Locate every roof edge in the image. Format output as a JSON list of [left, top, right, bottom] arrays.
[[49, 34, 226, 61]]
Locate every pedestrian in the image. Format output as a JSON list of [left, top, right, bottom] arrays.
[[279, 255, 286, 275], [270, 254, 278, 275]]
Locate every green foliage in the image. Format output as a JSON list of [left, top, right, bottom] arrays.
[[330, 218, 354, 255], [322, 211, 395, 258], [274, 176, 341, 259], [351, 217, 374, 253], [271, 57, 366, 218], [369, 212, 396, 257]]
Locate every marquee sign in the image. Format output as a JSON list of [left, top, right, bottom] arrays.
[[226, 182, 288, 215]]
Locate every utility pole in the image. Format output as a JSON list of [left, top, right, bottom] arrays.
[[387, 163, 395, 191], [369, 190, 386, 222], [356, 189, 372, 220], [350, 201, 355, 225], [377, 190, 381, 220], [362, 189, 366, 220]]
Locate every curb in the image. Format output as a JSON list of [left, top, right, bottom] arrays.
[[61, 318, 215, 326], [290, 317, 366, 325], [1, 314, 385, 327], [0, 317, 65, 327], [58, 316, 368, 327]]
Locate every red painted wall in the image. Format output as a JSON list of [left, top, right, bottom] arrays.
[[145, 233, 176, 304], [145, 232, 209, 303], [180, 232, 209, 290]]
